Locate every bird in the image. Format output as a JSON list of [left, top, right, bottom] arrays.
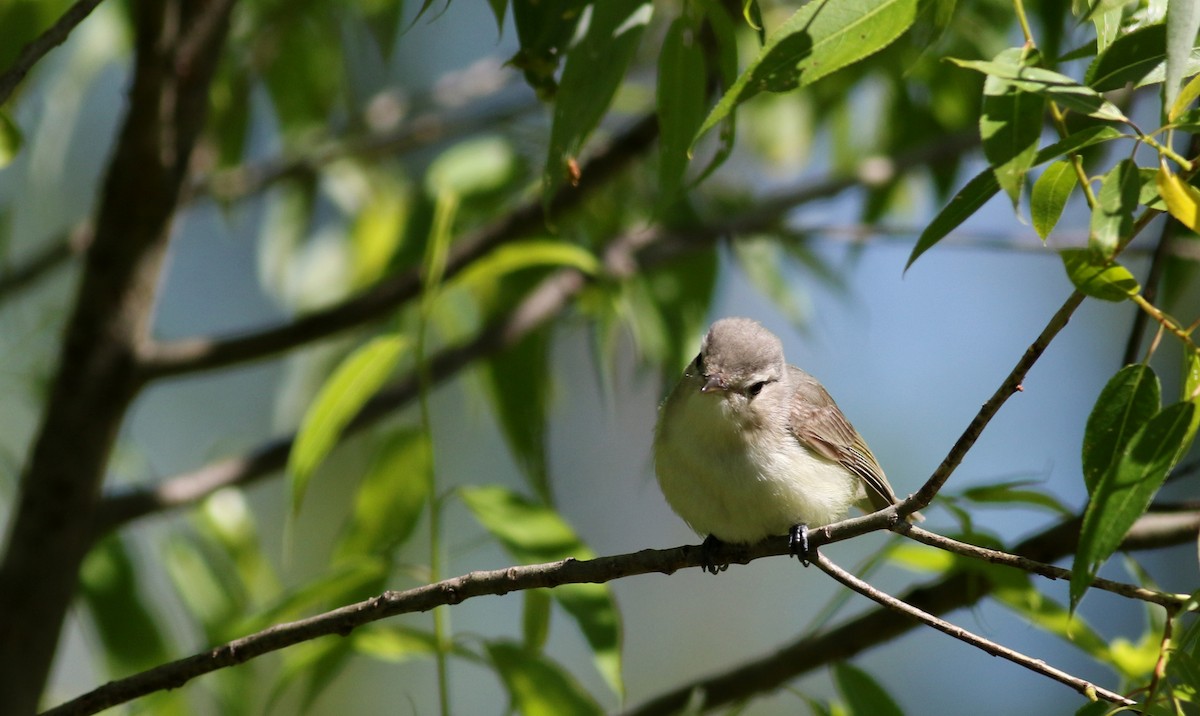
[[654, 317, 912, 572]]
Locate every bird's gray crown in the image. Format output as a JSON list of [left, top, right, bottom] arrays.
[[700, 317, 785, 385]]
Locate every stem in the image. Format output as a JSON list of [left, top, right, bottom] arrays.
[[1048, 104, 1098, 209], [1012, 0, 1035, 46], [1143, 611, 1176, 710], [1130, 293, 1198, 352]]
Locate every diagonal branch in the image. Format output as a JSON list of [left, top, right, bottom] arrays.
[[811, 550, 1134, 706], [45, 505, 1200, 716], [0, 0, 108, 106]]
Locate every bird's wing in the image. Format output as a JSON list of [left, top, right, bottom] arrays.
[[786, 367, 897, 512]]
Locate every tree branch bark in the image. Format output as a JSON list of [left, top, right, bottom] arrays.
[[43, 506, 1200, 716], [0, 3, 233, 712], [0, 0, 108, 106]]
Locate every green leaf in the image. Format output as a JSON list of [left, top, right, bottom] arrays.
[[733, 236, 811, 327], [695, 0, 918, 141], [288, 334, 409, 515], [1170, 71, 1200, 120], [980, 49, 1046, 210], [1060, 249, 1141, 301], [1086, 23, 1172, 91], [80, 537, 174, 674], [1031, 160, 1078, 240], [162, 536, 242, 643], [833, 662, 904, 716], [510, 0, 589, 97], [907, 168, 999, 270], [992, 582, 1110, 660], [0, 111, 23, 169], [1072, 401, 1197, 608], [1089, 158, 1140, 257], [1032, 125, 1125, 164], [1185, 349, 1200, 403], [486, 641, 604, 716], [658, 17, 708, 201], [482, 328, 553, 501], [460, 486, 623, 695], [452, 241, 600, 291], [426, 135, 518, 197], [960, 479, 1072, 514], [522, 588, 553, 651], [1158, 161, 1200, 232], [335, 428, 431, 560], [1082, 365, 1161, 494], [1167, 3, 1200, 115], [951, 58, 1128, 123], [543, 1, 652, 205]]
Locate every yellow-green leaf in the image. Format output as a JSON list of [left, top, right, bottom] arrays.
[[452, 241, 599, 291], [1060, 249, 1140, 301], [1157, 160, 1200, 232]]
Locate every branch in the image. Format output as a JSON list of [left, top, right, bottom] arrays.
[[45, 506, 1200, 716], [621, 508, 1199, 716], [0, 0, 108, 106], [810, 551, 1135, 706], [899, 524, 1188, 608], [0, 224, 91, 302], [136, 112, 660, 379]]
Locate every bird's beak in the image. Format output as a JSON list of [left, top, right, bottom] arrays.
[[701, 374, 727, 393]]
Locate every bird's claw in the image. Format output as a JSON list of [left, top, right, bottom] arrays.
[[789, 524, 814, 567], [700, 534, 730, 574]]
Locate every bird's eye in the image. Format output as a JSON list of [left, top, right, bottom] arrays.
[[747, 381, 766, 398]]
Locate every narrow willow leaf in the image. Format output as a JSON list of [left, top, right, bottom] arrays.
[[80, 537, 174, 674], [460, 486, 624, 694], [426, 135, 517, 198], [992, 583, 1110, 660], [1032, 125, 1125, 164], [951, 58, 1128, 122], [523, 588, 553, 651], [1082, 365, 1161, 494], [980, 49, 1045, 210], [1136, 167, 1167, 209], [1089, 159, 1139, 257], [543, 1, 652, 205], [1166, 3, 1200, 114], [906, 168, 999, 270], [960, 479, 1072, 514], [1170, 72, 1200, 120], [695, 0, 918, 141], [483, 328, 553, 501], [451, 241, 599, 290], [1072, 401, 1197, 608], [1060, 249, 1141, 301], [335, 428, 431, 560], [486, 641, 604, 716], [658, 18, 708, 200], [1185, 349, 1200, 402], [1157, 161, 1200, 231], [1031, 160, 1078, 240], [1086, 23, 1171, 91], [833, 662, 904, 716], [288, 334, 409, 514], [0, 111, 22, 169]]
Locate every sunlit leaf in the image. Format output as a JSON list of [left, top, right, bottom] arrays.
[[695, 0, 918, 141], [951, 58, 1128, 122], [80, 537, 174, 675], [1157, 160, 1200, 232], [1082, 365, 1161, 494], [487, 641, 604, 716], [885, 542, 956, 573], [523, 588, 553, 651], [1089, 158, 1139, 257], [1072, 401, 1197, 608], [1060, 249, 1141, 301], [979, 49, 1045, 210], [993, 583, 1110, 660], [833, 662, 904, 716], [1170, 71, 1200, 120], [451, 241, 600, 291], [1031, 160, 1078, 240], [0, 111, 23, 169], [426, 135, 518, 198], [960, 479, 1072, 514], [335, 428, 431, 560], [288, 334, 409, 515]]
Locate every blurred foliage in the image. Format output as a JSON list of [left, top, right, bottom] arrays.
[[2, 0, 1200, 712]]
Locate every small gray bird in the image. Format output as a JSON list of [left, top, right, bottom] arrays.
[[654, 317, 909, 570]]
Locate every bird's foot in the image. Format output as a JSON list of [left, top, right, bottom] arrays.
[[788, 524, 814, 567], [700, 534, 730, 575]]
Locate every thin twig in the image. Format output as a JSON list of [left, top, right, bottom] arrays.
[[810, 550, 1135, 706], [898, 524, 1188, 608], [48, 506, 1200, 716], [0, 224, 91, 302], [0, 0, 107, 106]]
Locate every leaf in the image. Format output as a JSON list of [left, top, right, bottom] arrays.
[[733, 236, 811, 327], [960, 479, 1072, 514], [907, 168, 999, 270], [979, 49, 1046, 210], [426, 135, 518, 197], [460, 486, 623, 695], [1170, 72, 1200, 120], [1060, 249, 1141, 301], [509, 0, 589, 97], [451, 241, 600, 290], [543, 1, 652, 205], [486, 641, 604, 716], [992, 582, 1110, 660], [1032, 125, 1125, 164], [1167, 4, 1200, 115], [335, 428, 431, 560], [80, 537, 174, 674], [0, 111, 23, 169], [523, 589, 553, 651], [1086, 23, 1172, 91], [288, 334, 409, 515], [482, 327, 554, 501], [695, 0, 918, 141], [951, 58, 1129, 122], [1031, 160, 1078, 240], [1072, 401, 1197, 608], [833, 662, 904, 716], [1157, 160, 1200, 232], [1186, 349, 1200, 403], [658, 17, 708, 201], [1082, 365, 1161, 494], [1089, 158, 1139, 257]]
